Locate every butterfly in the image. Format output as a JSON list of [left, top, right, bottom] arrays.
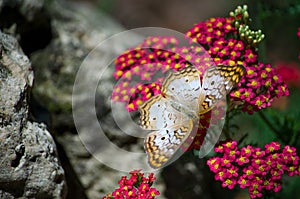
[[139, 65, 245, 169]]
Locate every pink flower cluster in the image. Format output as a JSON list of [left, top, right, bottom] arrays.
[[112, 15, 289, 114], [112, 81, 162, 112], [207, 141, 300, 198], [102, 170, 160, 199], [186, 18, 289, 114], [186, 17, 257, 67], [230, 63, 289, 114]]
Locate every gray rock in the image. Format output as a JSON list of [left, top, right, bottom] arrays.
[[29, 1, 162, 198], [0, 27, 66, 198]]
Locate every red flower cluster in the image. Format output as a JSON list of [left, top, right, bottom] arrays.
[[275, 62, 300, 87], [207, 141, 300, 198], [102, 170, 160, 199]]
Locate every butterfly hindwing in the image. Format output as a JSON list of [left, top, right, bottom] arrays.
[[144, 120, 194, 169]]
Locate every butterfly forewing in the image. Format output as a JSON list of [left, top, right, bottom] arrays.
[[199, 65, 245, 114], [139, 95, 190, 130]]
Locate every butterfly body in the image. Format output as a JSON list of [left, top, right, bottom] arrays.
[[139, 65, 245, 169], [169, 99, 199, 121]]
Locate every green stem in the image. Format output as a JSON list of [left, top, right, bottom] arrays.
[[223, 98, 231, 139], [258, 111, 282, 139], [255, 0, 267, 62], [224, 116, 230, 139], [289, 129, 299, 146]]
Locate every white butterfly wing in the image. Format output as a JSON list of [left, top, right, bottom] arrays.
[[139, 94, 197, 168], [139, 95, 189, 130], [144, 120, 195, 169], [199, 65, 245, 114]]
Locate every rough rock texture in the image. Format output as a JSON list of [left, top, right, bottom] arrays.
[[35, 2, 165, 199], [29, 1, 153, 199], [31, 1, 124, 129], [0, 29, 66, 198], [0, 0, 154, 198]]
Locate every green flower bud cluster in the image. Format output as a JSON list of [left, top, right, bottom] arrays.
[[230, 5, 250, 26], [239, 24, 265, 45], [230, 5, 265, 46]]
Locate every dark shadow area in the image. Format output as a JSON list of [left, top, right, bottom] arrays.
[[0, 6, 52, 55], [162, 154, 238, 199]]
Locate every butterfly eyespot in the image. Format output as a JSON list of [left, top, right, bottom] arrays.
[[211, 81, 215, 85], [161, 137, 166, 140], [171, 87, 175, 90], [152, 117, 156, 120], [185, 78, 189, 82]]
